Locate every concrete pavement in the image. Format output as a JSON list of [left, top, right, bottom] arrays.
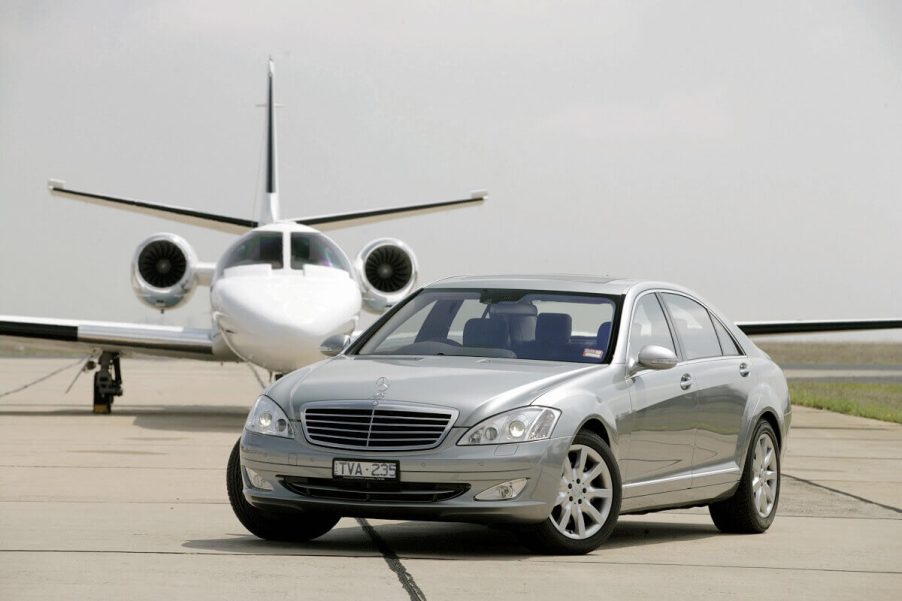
[[0, 358, 899, 600]]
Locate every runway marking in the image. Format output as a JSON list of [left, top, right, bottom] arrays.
[[783, 473, 902, 514], [357, 518, 427, 601]]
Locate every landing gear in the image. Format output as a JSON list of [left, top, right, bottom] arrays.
[[92, 352, 123, 414]]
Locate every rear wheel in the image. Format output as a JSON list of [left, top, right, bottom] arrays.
[[709, 420, 780, 533], [226, 439, 339, 541], [519, 431, 621, 554]]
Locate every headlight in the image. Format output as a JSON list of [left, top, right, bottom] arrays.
[[245, 395, 293, 438], [458, 407, 561, 445]]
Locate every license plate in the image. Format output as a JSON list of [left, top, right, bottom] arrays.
[[333, 459, 399, 481]]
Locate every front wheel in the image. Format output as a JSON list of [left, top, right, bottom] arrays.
[[709, 419, 781, 533], [519, 431, 622, 554], [226, 439, 340, 541]]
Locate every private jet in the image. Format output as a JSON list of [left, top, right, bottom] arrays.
[[0, 60, 485, 412]]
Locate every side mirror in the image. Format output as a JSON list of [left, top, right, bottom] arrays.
[[629, 345, 678, 375], [320, 334, 351, 357]]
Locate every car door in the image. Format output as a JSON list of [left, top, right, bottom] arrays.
[[620, 292, 696, 497], [660, 293, 750, 488]]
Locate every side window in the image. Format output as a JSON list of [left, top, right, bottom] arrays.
[[712, 317, 743, 356], [661, 293, 722, 360], [629, 294, 676, 356]]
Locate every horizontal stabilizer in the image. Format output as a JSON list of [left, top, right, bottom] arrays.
[[736, 319, 902, 336], [290, 190, 487, 230], [49, 180, 257, 234]]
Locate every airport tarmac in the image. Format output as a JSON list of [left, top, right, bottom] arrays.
[[1, 358, 900, 600]]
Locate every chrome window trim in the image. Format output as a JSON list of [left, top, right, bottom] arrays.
[[625, 289, 680, 366], [626, 288, 749, 367]]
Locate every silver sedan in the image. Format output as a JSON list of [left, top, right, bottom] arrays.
[[227, 275, 790, 554]]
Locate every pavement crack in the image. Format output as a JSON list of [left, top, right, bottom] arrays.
[[783, 473, 901, 514], [357, 518, 427, 601]]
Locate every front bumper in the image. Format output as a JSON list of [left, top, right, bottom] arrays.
[[239, 428, 571, 524]]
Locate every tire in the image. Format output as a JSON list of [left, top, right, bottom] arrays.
[[519, 431, 622, 554], [92, 373, 112, 415], [709, 420, 780, 533], [226, 439, 340, 541]]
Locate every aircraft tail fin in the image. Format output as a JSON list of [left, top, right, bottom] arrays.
[[260, 57, 280, 225], [257, 57, 279, 225]]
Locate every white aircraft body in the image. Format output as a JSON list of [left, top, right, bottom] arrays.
[[0, 60, 485, 412]]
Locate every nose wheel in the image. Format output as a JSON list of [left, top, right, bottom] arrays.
[[92, 352, 123, 414]]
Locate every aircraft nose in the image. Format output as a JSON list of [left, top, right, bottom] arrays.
[[211, 273, 361, 372]]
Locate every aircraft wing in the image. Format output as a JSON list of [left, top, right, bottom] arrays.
[[48, 180, 257, 235], [290, 191, 487, 230], [736, 318, 902, 336], [0, 316, 235, 361]]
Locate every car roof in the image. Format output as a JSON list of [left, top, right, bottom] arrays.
[[426, 274, 645, 295]]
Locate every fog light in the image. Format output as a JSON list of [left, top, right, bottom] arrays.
[[244, 466, 273, 491], [474, 478, 528, 501]]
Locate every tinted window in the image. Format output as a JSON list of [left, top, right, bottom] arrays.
[[447, 298, 489, 344], [662, 293, 721, 360], [534, 300, 614, 337], [290, 233, 351, 273], [712, 317, 742, 356], [629, 294, 676, 355], [220, 232, 283, 271], [356, 289, 619, 363]]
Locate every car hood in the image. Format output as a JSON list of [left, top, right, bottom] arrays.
[[274, 355, 599, 426]]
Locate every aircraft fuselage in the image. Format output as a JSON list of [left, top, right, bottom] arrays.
[[210, 222, 361, 374]]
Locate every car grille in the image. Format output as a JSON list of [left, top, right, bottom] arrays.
[[281, 476, 469, 503], [301, 401, 458, 451]]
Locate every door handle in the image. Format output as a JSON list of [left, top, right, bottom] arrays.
[[680, 373, 693, 390], [739, 362, 750, 377]]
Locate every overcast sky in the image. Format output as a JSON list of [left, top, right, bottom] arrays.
[[1, 1, 900, 340]]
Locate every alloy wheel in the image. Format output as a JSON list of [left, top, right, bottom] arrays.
[[551, 444, 614, 540], [752, 432, 778, 518]]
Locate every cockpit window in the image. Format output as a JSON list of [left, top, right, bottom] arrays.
[[220, 232, 283, 271], [290, 233, 351, 273]]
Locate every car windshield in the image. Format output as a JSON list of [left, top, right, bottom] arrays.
[[355, 288, 621, 363]]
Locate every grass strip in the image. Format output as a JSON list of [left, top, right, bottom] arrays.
[[789, 381, 902, 424]]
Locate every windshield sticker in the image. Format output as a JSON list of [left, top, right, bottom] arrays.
[[582, 348, 603, 359]]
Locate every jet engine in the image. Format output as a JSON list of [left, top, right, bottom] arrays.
[[354, 238, 419, 311], [131, 233, 199, 311]]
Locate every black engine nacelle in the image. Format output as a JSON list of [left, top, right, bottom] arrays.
[[354, 238, 419, 312], [131, 233, 198, 311]]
